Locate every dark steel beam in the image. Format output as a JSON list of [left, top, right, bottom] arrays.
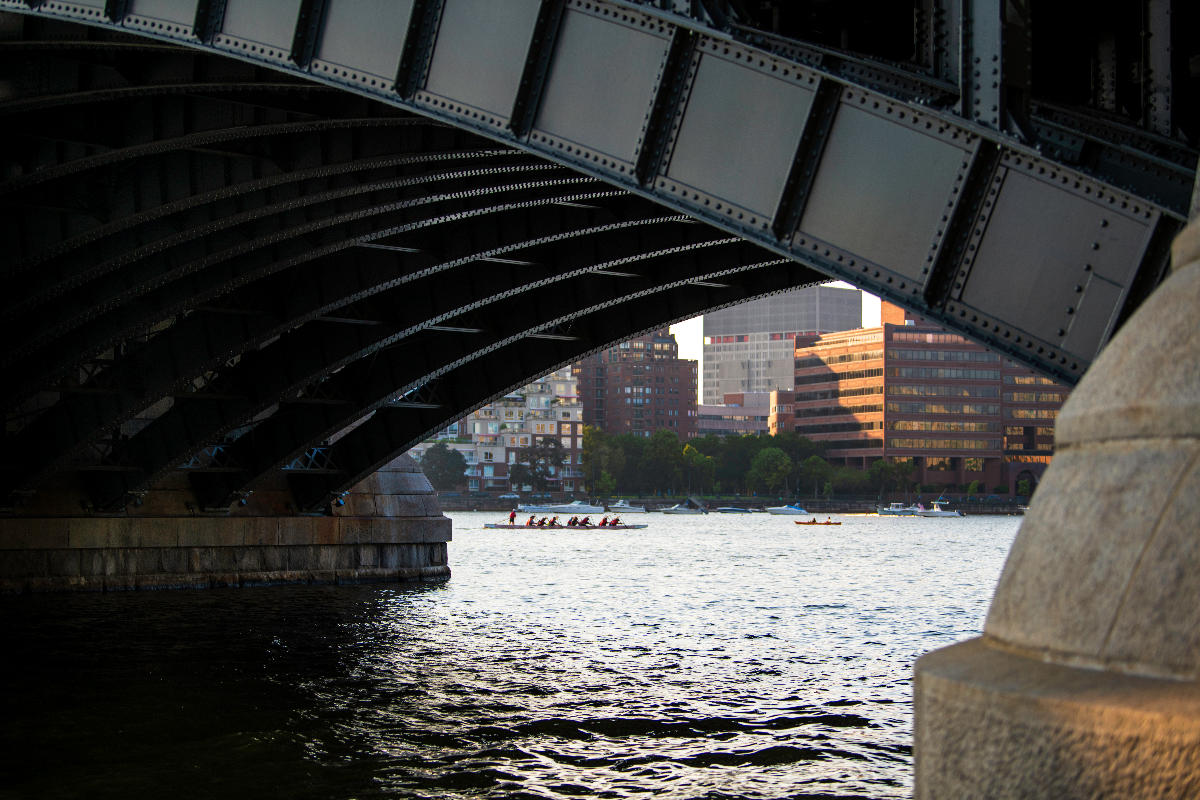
[[394, 0, 443, 99], [771, 77, 841, 241], [510, 0, 568, 138], [289, 0, 327, 68], [1, 170, 599, 401], [192, 0, 227, 44], [634, 25, 695, 186]]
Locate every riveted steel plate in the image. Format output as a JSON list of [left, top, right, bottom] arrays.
[[664, 50, 814, 221], [959, 167, 1151, 360], [797, 100, 972, 280], [315, 0, 414, 82], [420, 0, 540, 126], [125, 0, 198, 37], [532, 5, 671, 167], [48, 0, 103, 11], [219, 0, 302, 57]]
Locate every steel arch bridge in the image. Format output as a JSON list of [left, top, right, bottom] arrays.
[[0, 0, 1195, 514]]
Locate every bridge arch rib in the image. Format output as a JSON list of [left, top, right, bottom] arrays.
[[1, 3, 1196, 514]]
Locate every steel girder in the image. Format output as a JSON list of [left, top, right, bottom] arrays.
[[1, 0, 1192, 387], [1, 4, 1196, 513], [68, 214, 753, 507]]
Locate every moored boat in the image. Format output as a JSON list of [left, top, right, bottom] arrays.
[[877, 502, 920, 516], [607, 499, 647, 513], [765, 503, 809, 515], [517, 499, 605, 514], [916, 500, 963, 517], [715, 506, 751, 513], [661, 503, 706, 514]]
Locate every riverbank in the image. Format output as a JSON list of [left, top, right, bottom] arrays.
[[436, 494, 1026, 515]]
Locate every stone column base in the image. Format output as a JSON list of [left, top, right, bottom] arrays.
[[0, 515, 450, 593], [916, 637, 1200, 799]]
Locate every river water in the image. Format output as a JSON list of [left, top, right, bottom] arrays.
[[2, 511, 1020, 799]]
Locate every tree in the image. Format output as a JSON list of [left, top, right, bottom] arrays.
[[581, 426, 624, 495], [798, 454, 832, 498], [748, 447, 792, 494], [717, 435, 764, 495], [868, 459, 895, 497], [640, 429, 684, 495], [510, 437, 565, 492], [682, 444, 714, 494], [833, 465, 869, 494], [421, 442, 467, 491], [595, 470, 617, 496], [612, 434, 648, 494], [894, 459, 918, 499]]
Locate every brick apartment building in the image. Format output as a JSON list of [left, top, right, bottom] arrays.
[[770, 304, 1068, 493], [573, 329, 697, 439]]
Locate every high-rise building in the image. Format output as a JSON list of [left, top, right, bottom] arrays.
[[573, 329, 697, 439], [702, 285, 862, 404], [408, 366, 584, 492], [770, 305, 1068, 493]]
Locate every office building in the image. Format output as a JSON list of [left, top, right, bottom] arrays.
[[770, 305, 1068, 493], [702, 285, 862, 404], [573, 329, 697, 439], [696, 392, 771, 437]]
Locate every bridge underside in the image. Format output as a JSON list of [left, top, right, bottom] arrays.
[[0, 2, 1195, 520]]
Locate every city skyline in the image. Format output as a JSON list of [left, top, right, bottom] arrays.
[[669, 283, 882, 400]]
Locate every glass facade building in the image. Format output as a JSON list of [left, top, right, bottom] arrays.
[[702, 285, 862, 404], [770, 306, 1068, 492]]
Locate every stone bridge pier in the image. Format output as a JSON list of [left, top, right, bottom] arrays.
[[915, 206, 1200, 795], [0, 456, 449, 593]]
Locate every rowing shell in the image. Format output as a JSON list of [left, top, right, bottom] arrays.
[[483, 523, 648, 530], [795, 520, 842, 525]]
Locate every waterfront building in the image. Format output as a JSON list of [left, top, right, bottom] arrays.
[[573, 329, 697, 439], [701, 285, 862, 405], [696, 392, 771, 437], [770, 304, 1068, 493], [408, 366, 584, 492]]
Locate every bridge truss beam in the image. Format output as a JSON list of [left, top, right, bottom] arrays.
[[0, 2, 1195, 514]]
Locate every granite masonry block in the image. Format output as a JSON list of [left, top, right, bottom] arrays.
[[0, 519, 70, 549], [986, 439, 1197, 660]]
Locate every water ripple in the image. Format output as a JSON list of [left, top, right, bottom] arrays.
[[1, 512, 1019, 799]]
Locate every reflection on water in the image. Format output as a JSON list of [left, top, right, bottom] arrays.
[[0, 512, 1018, 799]]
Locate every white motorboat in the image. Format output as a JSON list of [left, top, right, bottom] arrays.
[[765, 503, 809, 515], [661, 502, 707, 514], [877, 502, 920, 516], [517, 499, 605, 514], [607, 499, 647, 513], [715, 506, 752, 513], [916, 501, 963, 517]]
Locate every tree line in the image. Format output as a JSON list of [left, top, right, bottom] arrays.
[[421, 429, 1020, 500], [582, 428, 920, 498]]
